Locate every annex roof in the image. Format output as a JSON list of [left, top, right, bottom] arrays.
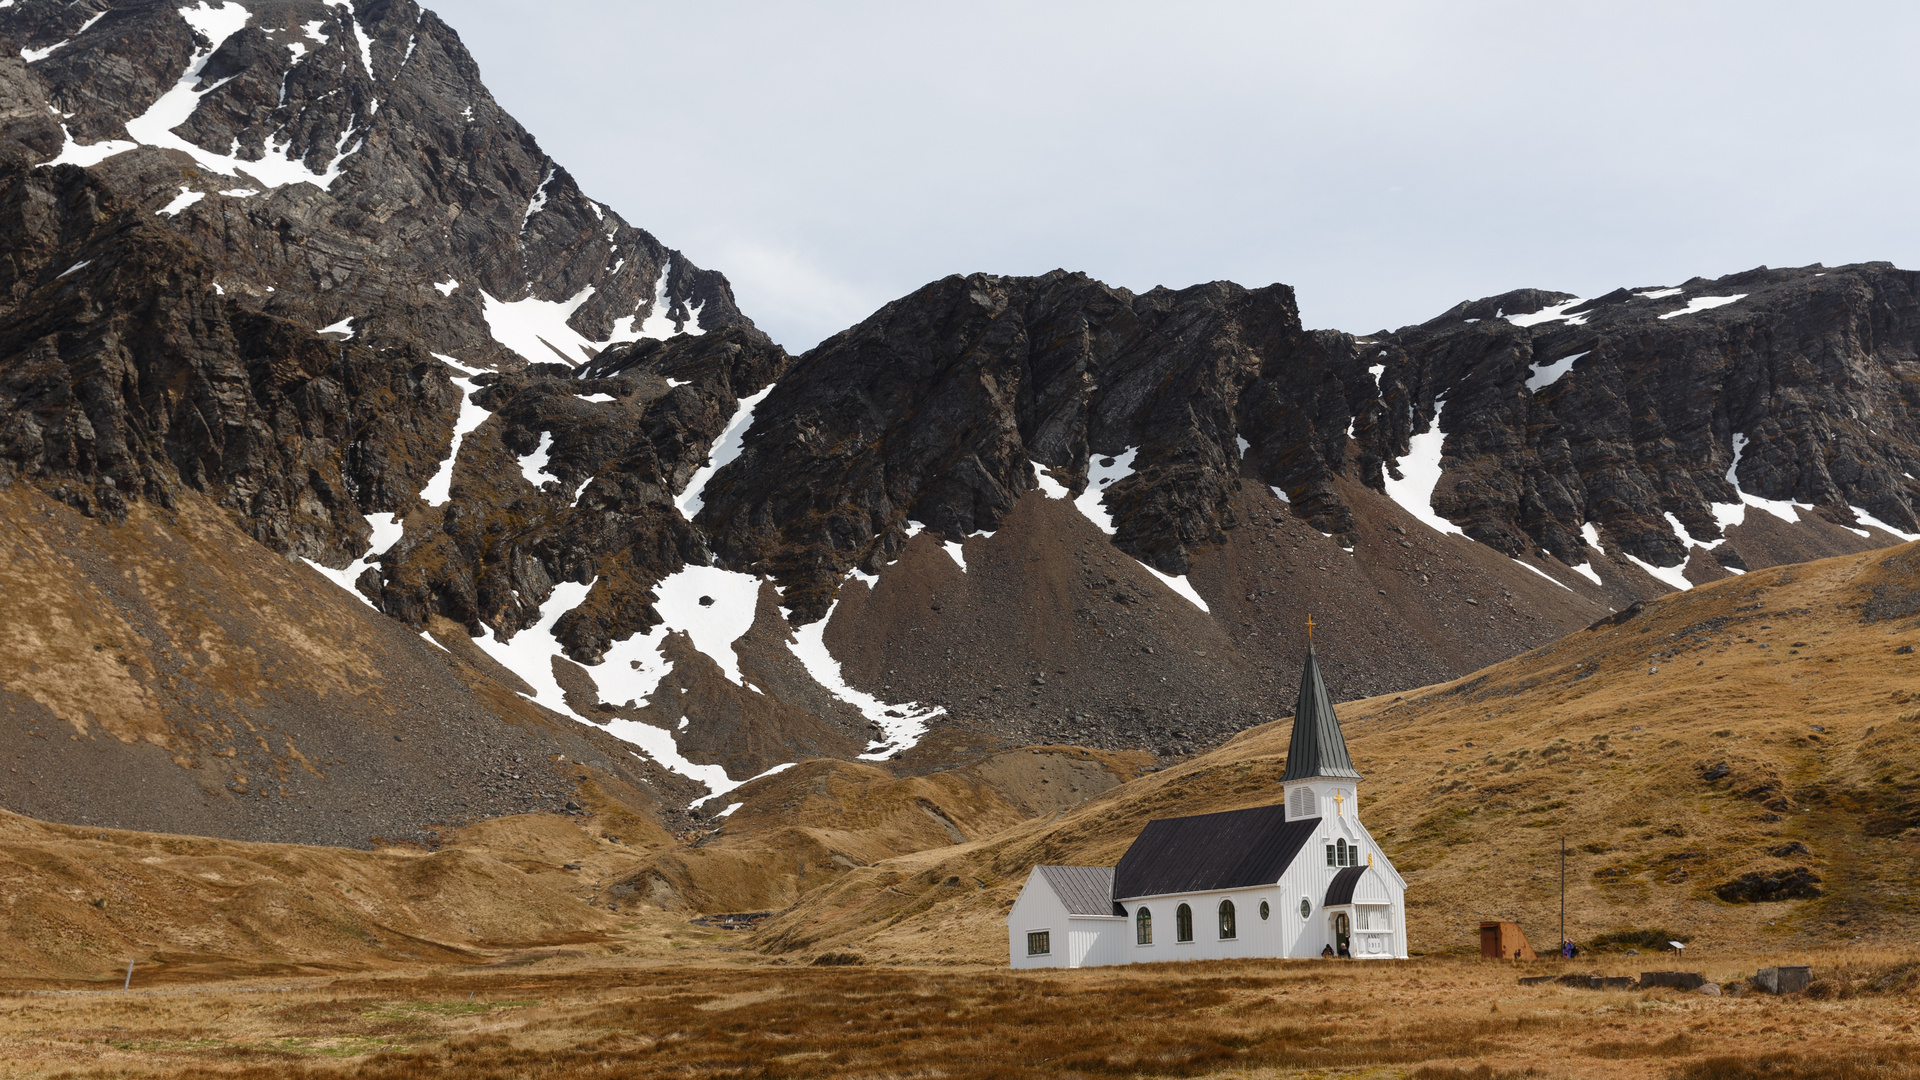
[[1036, 865, 1124, 916], [1325, 865, 1368, 906], [1280, 646, 1361, 782], [1112, 804, 1319, 900]]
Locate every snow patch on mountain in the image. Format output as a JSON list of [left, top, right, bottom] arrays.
[[1076, 449, 1136, 535], [480, 286, 599, 365], [677, 385, 773, 519], [625, 565, 764, 688], [1850, 506, 1920, 543], [1659, 294, 1747, 320], [421, 354, 488, 507], [324, 0, 377, 77], [1031, 461, 1070, 499], [789, 593, 946, 761], [459, 567, 773, 800], [158, 188, 204, 216], [1029, 448, 1210, 612], [1624, 550, 1692, 591], [482, 267, 700, 367], [522, 166, 554, 233], [628, 262, 706, 341], [1383, 401, 1463, 536], [45, 1, 368, 190], [300, 512, 403, 608], [21, 9, 104, 62], [1512, 558, 1573, 592], [1504, 298, 1589, 328], [1526, 350, 1588, 392], [1566, 523, 1608, 585], [1714, 432, 1813, 528], [44, 125, 137, 167], [688, 762, 796, 811], [518, 431, 554, 487]]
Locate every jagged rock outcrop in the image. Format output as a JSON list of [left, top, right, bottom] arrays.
[[698, 270, 1373, 619], [0, 161, 450, 556], [701, 263, 1920, 626], [375, 327, 789, 654], [0, 0, 747, 426], [1389, 265, 1920, 572]]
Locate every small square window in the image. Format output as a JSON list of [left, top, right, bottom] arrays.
[[1027, 930, 1051, 956]]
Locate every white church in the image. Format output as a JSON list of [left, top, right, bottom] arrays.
[[1007, 640, 1407, 968]]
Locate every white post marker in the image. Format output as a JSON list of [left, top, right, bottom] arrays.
[[124, 960, 133, 990]]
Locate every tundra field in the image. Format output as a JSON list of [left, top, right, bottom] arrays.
[[0, 947, 1915, 1080]]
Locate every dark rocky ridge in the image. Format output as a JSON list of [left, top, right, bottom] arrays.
[[1393, 267, 1920, 567], [697, 264, 1920, 621], [0, 0, 1917, 848], [697, 271, 1335, 620], [0, 161, 452, 555]]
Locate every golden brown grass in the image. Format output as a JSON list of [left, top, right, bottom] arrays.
[[743, 544, 1920, 963], [0, 950, 1914, 1080]]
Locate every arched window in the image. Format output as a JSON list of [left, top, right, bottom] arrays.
[[1136, 907, 1153, 945], [1336, 838, 1349, 866], [1219, 899, 1237, 940], [1176, 903, 1194, 943]]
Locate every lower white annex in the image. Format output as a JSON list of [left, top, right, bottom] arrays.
[[1008, 641, 1407, 968]]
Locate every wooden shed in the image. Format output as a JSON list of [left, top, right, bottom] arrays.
[[1479, 921, 1536, 960]]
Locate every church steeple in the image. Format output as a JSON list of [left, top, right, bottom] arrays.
[[1281, 634, 1360, 783]]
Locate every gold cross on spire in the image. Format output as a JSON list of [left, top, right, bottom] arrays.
[[1306, 613, 1316, 642], [1332, 789, 1346, 816]]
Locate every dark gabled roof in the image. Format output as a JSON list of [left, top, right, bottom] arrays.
[[1281, 646, 1361, 781], [1112, 804, 1320, 900], [1325, 865, 1367, 906], [1037, 865, 1124, 916]]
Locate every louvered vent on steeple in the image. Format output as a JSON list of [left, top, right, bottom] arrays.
[[1287, 785, 1318, 818]]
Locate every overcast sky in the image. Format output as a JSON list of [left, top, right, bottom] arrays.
[[432, 1, 1920, 352]]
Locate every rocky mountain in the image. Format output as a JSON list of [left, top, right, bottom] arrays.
[[0, 1, 1916, 851]]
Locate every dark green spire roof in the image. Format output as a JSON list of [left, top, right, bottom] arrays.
[[1280, 645, 1361, 782]]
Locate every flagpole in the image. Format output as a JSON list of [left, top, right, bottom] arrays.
[[1559, 836, 1566, 957]]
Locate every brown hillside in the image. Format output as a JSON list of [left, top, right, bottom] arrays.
[[0, 809, 635, 986], [0, 482, 682, 846], [745, 541, 1920, 963], [5, 540, 1915, 984]]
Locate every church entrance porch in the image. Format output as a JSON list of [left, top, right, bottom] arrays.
[[1326, 904, 1396, 958]]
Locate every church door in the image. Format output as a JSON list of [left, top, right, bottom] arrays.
[[1333, 913, 1351, 958]]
